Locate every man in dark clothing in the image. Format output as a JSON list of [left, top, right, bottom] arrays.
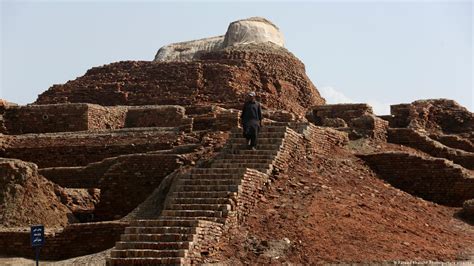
[[241, 92, 262, 150]]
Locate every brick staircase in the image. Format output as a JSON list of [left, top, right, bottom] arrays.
[[107, 124, 301, 265]]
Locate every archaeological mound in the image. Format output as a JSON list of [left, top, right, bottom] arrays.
[[1, 17, 473, 265]]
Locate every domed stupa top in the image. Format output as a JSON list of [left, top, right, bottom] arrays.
[[154, 17, 285, 62]]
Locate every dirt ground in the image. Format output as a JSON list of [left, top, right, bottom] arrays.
[[213, 141, 474, 264], [0, 249, 110, 265]]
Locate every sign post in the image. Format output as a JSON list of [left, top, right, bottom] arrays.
[[30, 225, 45, 266]]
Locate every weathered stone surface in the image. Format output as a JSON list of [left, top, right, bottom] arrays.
[[322, 117, 347, 128], [390, 99, 474, 134], [306, 103, 374, 125], [58, 188, 100, 222], [0, 99, 17, 109], [306, 104, 387, 141], [154, 36, 224, 62], [223, 17, 284, 48], [154, 17, 284, 62]]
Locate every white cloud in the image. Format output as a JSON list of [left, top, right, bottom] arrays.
[[319, 86, 353, 104], [318, 86, 391, 115], [366, 99, 391, 115]]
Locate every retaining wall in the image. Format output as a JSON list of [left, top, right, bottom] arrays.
[[358, 152, 474, 206], [40, 153, 185, 220], [388, 128, 474, 170], [1, 104, 194, 134], [1, 129, 184, 167], [0, 221, 128, 260]]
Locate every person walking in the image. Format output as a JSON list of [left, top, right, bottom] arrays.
[[241, 92, 262, 150]]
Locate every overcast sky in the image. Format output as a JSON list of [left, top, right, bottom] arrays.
[[1, 0, 472, 114]]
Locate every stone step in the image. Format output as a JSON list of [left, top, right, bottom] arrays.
[[121, 233, 194, 242], [166, 204, 231, 211], [161, 210, 225, 219], [175, 184, 240, 192], [170, 197, 231, 205], [129, 219, 199, 227], [159, 216, 226, 223], [125, 226, 195, 235], [228, 138, 284, 145], [230, 150, 279, 155], [210, 163, 270, 171], [172, 191, 233, 198], [107, 257, 186, 265], [231, 126, 287, 134], [230, 132, 286, 138], [115, 241, 190, 251], [211, 158, 274, 164], [219, 154, 275, 160], [185, 173, 243, 180], [268, 121, 307, 127], [179, 179, 242, 186], [191, 168, 247, 174], [110, 249, 187, 258], [227, 143, 282, 150]]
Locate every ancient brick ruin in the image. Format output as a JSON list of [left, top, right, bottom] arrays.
[[1, 17, 473, 265]]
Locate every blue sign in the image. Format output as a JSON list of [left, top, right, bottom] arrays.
[[30, 225, 45, 247]]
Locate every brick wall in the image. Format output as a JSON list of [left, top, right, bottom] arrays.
[[2, 104, 90, 134], [306, 104, 373, 125], [390, 104, 411, 128], [1, 129, 184, 167], [125, 105, 193, 132], [429, 134, 474, 153], [1, 104, 197, 135], [188, 221, 224, 263], [350, 114, 388, 141], [389, 99, 474, 134], [263, 109, 297, 122], [39, 164, 112, 189], [1, 104, 129, 135], [40, 153, 185, 221], [0, 221, 128, 260], [388, 128, 474, 170], [305, 104, 387, 140], [186, 105, 240, 131], [93, 154, 185, 220], [35, 49, 325, 117], [358, 152, 474, 206], [296, 123, 349, 155], [87, 105, 127, 130], [0, 102, 246, 136]]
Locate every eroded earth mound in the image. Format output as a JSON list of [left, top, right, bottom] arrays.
[[0, 158, 74, 228]]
